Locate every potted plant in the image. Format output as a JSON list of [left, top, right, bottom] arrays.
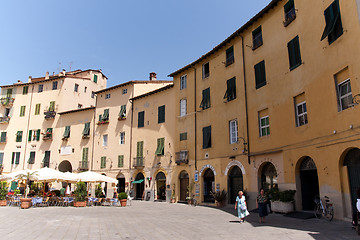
[[171, 184, 176, 203], [211, 189, 227, 208], [17, 171, 38, 209], [0, 181, 8, 206], [74, 181, 87, 207], [186, 180, 195, 205], [95, 184, 103, 198], [269, 187, 296, 213], [118, 192, 128, 207]]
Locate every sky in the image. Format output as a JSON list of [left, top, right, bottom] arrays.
[[0, 0, 271, 87]]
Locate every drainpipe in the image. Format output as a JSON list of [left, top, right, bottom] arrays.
[[90, 94, 97, 171], [193, 66, 197, 171], [23, 85, 34, 170], [240, 35, 251, 165], [129, 90, 134, 175]]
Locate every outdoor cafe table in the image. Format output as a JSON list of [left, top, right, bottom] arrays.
[[32, 197, 43, 207]]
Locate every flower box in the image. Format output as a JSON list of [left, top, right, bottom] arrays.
[[97, 120, 109, 125], [271, 200, 294, 214]]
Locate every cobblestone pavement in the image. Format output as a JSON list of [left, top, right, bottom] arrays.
[[0, 201, 358, 240]]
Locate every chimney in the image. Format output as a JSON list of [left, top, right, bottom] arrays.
[[16, 80, 22, 84], [62, 69, 66, 76], [149, 72, 157, 81], [45, 72, 49, 80], [28, 76, 32, 83]]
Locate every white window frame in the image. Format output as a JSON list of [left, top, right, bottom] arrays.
[[122, 89, 128, 95], [338, 79, 352, 111], [105, 93, 111, 99], [180, 75, 187, 90], [296, 101, 308, 127], [120, 132, 125, 144], [259, 116, 270, 137], [180, 99, 187, 117], [103, 134, 108, 147], [229, 119, 238, 144]]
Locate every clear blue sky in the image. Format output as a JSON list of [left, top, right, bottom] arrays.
[[0, 0, 271, 87]]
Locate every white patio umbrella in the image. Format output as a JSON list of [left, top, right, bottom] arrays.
[[77, 171, 117, 183], [3, 169, 38, 181], [0, 174, 11, 181], [59, 171, 78, 183], [35, 167, 65, 182]]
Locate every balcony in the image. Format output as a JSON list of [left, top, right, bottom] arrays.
[[133, 157, 144, 168], [78, 161, 89, 171], [0, 116, 10, 124], [42, 133, 52, 141], [44, 111, 56, 120], [0, 97, 15, 106], [175, 151, 189, 164], [97, 120, 109, 125]]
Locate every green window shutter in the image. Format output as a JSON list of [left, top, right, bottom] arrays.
[[180, 132, 187, 141], [158, 105, 165, 123], [284, 0, 294, 12], [83, 122, 90, 136], [225, 78, 236, 101], [23, 86, 28, 95], [252, 26, 263, 49], [16, 131, 23, 142], [200, 88, 210, 110], [138, 111, 144, 128], [226, 46, 234, 66], [6, 89, 12, 98], [321, 0, 343, 43], [155, 138, 165, 155], [288, 36, 302, 70], [202, 126, 212, 149], [36, 129, 40, 141], [11, 152, 15, 164], [94, 75, 98, 83], [20, 106, 26, 117], [137, 141, 144, 157], [49, 101, 55, 111], [101, 156, 106, 168], [98, 114, 102, 122], [35, 104, 41, 115], [28, 130, 32, 142], [119, 105, 126, 118], [254, 60, 266, 89], [0, 152, 4, 165], [102, 109, 109, 121], [63, 126, 70, 138], [29, 152, 35, 164], [43, 151, 50, 167], [1, 132, 7, 143], [82, 148, 89, 161], [47, 128, 53, 133], [118, 155, 124, 168], [15, 152, 20, 165]]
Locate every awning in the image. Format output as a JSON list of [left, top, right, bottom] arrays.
[[132, 179, 144, 184]]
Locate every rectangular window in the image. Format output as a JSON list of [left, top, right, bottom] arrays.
[[224, 77, 236, 102], [16, 131, 23, 142], [22, 86, 28, 95], [0, 132, 6, 143], [200, 88, 210, 110], [136, 141, 144, 157], [52, 81, 58, 90], [35, 129, 40, 141], [43, 151, 50, 167], [158, 105, 165, 123], [100, 156, 106, 168], [105, 93, 111, 99], [202, 62, 210, 79], [63, 126, 70, 139], [226, 46, 234, 66], [229, 119, 238, 144], [321, 0, 343, 44], [82, 122, 90, 136], [5, 108, 10, 117], [252, 26, 263, 50], [82, 148, 89, 162], [103, 134, 108, 147], [119, 105, 126, 119], [38, 84, 43, 93], [284, 0, 296, 26], [91, 91, 95, 98], [254, 60, 266, 89], [0, 152, 3, 165], [6, 88, 12, 98], [20, 106, 26, 117], [259, 116, 270, 137], [28, 130, 32, 142], [78, 104, 83, 109], [84, 87, 87, 93], [180, 75, 187, 90], [101, 109, 109, 121], [288, 36, 302, 70], [155, 138, 165, 156], [202, 126, 212, 149], [120, 132, 125, 144], [35, 104, 41, 115], [138, 111, 144, 128], [93, 75, 98, 83], [74, 84, 79, 92], [49, 101, 55, 111], [118, 155, 124, 168], [28, 152, 35, 164], [296, 101, 308, 127], [180, 132, 187, 141], [180, 99, 187, 117], [122, 89, 127, 95], [43, 128, 52, 140], [335, 67, 352, 111], [12, 152, 21, 165]]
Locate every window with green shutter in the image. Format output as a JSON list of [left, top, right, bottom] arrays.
[[36, 129, 41, 141], [119, 105, 126, 119], [224, 78, 236, 102], [20, 106, 26, 117], [288, 36, 302, 71], [102, 109, 109, 121], [35, 104, 41, 115], [138, 111, 144, 128], [136, 141, 144, 157], [12, 152, 20, 165], [252, 26, 263, 50], [82, 122, 90, 136], [158, 105, 165, 123], [28, 130, 32, 142], [225, 46, 234, 66], [6, 89, 13, 98], [49, 101, 55, 111], [254, 60, 266, 89], [82, 148, 89, 162], [202, 126, 212, 149], [0, 152, 3, 165], [118, 155, 124, 168], [94, 74, 98, 83], [16, 131, 23, 142], [0, 132, 6, 143], [23, 86, 28, 95], [63, 126, 70, 139], [155, 138, 165, 156], [180, 132, 187, 141], [28, 152, 35, 164], [101, 156, 106, 168], [43, 151, 50, 167], [200, 88, 210, 110], [284, 0, 296, 26], [321, 0, 343, 44]]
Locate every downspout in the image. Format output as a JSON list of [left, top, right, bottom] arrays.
[[193, 66, 197, 171], [240, 35, 251, 165], [129, 90, 134, 176], [90, 94, 97, 171], [23, 85, 34, 170]]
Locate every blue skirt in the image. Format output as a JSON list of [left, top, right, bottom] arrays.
[[258, 202, 268, 217]]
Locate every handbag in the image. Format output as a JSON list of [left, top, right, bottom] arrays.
[[240, 203, 247, 211]]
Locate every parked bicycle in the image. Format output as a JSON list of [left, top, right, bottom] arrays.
[[314, 195, 334, 221]]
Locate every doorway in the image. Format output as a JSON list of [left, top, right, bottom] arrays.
[[156, 172, 166, 201], [134, 172, 145, 200], [228, 166, 243, 204], [260, 162, 278, 191], [117, 177, 125, 193], [299, 157, 319, 210], [344, 148, 360, 215], [179, 171, 189, 201], [203, 168, 215, 203]]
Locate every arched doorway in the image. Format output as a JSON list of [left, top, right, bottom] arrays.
[[228, 166, 243, 204], [117, 173, 125, 193], [58, 160, 72, 189], [203, 168, 215, 203], [179, 171, 189, 201], [343, 148, 360, 215], [134, 172, 145, 200], [260, 162, 278, 191], [299, 157, 319, 210], [156, 172, 166, 201]]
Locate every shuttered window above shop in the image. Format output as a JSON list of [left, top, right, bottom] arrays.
[[155, 138, 165, 156], [254, 60, 266, 89]]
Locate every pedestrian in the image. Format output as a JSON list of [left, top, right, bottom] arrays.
[[352, 188, 360, 229], [256, 188, 268, 223], [235, 191, 249, 223], [60, 186, 65, 197]]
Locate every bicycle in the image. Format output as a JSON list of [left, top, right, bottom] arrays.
[[314, 195, 334, 221]]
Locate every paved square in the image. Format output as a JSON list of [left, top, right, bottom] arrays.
[[0, 201, 357, 240]]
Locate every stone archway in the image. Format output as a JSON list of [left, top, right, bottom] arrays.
[[58, 160, 72, 173], [259, 162, 278, 191], [179, 171, 189, 201], [203, 168, 215, 203]]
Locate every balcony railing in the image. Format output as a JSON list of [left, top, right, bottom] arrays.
[[133, 157, 144, 168], [0, 116, 10, 124], [0, 97, 15, 106], [97, 120, 109, 125], [175, 151, 189, 164], [44, 111, 56, 120], [78, 161, 89, 171]]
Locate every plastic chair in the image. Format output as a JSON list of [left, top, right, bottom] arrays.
[[127, 195, 134, 206]]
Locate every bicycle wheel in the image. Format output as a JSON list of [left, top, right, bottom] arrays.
[[324, 205, 334, 221], [314, 204, 322, 219]]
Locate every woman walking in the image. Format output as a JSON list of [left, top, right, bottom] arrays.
[[256, 188, 268, 223], [235, 191, 249, 223]]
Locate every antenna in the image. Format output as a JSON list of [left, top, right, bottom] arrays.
[[69, 61, 73, 71], [57, 62, 62, 72]]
